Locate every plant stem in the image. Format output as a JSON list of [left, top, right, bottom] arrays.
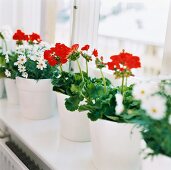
[[3, 39, 8, 52], [86, 60, 88, 76], [100, 68, 107, 93], [125, 77, 128, 87], [121, 74, 125, 95], [59, 64, 63, 73], [76, 59, 84, 81]]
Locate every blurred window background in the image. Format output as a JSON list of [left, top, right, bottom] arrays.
[[97, 0, 170, 76], [55, 0, 72, 45], [0, 0, 170, 76]]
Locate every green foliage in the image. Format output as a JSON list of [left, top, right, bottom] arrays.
[[69, 52, 80, 61], [0, 48, 20, 79], [24, 59, 56, 80], [142, 121, 171, 157], [65, 95, 83, 111], [131, 80, 171, 158], [0, 51, 5, 77]]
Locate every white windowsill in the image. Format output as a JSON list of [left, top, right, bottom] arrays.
[[0, 99, 171, 170]]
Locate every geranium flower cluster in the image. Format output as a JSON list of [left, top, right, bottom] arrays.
[[13, 29, 41, 45], [107, 50, 141, 79], [44, 43, 71, 66]]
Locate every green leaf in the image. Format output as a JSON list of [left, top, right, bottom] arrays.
[[105, 115, 120, 121], [65, 95, 83, 111], [87, 112, 101, 121]]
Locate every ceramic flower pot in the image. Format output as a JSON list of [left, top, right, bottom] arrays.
[[16, 77, 56, 120], [143, 154, 171, 170], [56, 92, 90, 142], [4, 78, 19, 104], [90, 119, 141, 170], [0, 78, 5, 98]]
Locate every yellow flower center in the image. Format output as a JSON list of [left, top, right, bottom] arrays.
[[151, 108, 157, 113], [141, 90, 145, 95]]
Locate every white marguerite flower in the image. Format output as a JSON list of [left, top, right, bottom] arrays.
[[164, 84, 171, 96], [17, 55, 27, 64], [36, 59, 47, 70], [22, 72, 28, 78], [141, 95, 166, 120], [14, 61, 21, 66], [0, 25, 12, 41], [29, 55, 37, 61], [115, 93, 124, 115], [18, 65, 26, 73], [5, 69, 11, 77], [132, 81, 160, 101]]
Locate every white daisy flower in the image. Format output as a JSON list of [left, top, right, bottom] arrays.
[[36, 59, 47, 70], [17, 55, 27, 64], [18, 65, 26, 73], [14, 61, 21, 66], [29, 55, 37, 61], [142, 95, 166, 120], [115, 93, 124, 115], [5, 69, 11, 77], [164, 84, 171, 96], [22, 72, 28, 78], [132, 82, 159, 101], [0, 25, 12, 41]]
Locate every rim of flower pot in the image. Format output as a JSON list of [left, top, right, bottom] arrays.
[[4, 77, 16, 80], [90, 118, 137, 127], [16, 76, 51, 82]]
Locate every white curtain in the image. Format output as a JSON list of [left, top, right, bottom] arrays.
[[0, 0, 41, 34]]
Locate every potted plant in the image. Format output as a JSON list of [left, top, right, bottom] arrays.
[[44, 43, 108, 142], [77, 50, 142, 170], [132, 79, 171, 169], [13, 29, 56, 119], [0, 50, 5, 98], [3, 51, 19, 105], [0, 26, 12, 99]]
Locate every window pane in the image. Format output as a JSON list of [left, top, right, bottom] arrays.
[[55, 0, 71, 45], [98, 0, 170, 76]]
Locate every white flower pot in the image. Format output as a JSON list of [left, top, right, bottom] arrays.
[[56, 92, 90, 142], [0, 78, 5, 98], [4, 78, 19, 104], [143, 154, 171, 170], [16, 77, 56, 120], [90, 119, 141, 170]]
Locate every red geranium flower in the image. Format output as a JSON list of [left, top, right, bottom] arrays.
[[13, 29, 28, 41], [108, 50, 141, 71], [44, 43, 71, 66], [29, 33, 42, 43], [71, 44, 79, 52], [81, 45, 90, 51], [92, 49, 98, 57], [44, 48, 58, 66], [55, 43, 71, 64]]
